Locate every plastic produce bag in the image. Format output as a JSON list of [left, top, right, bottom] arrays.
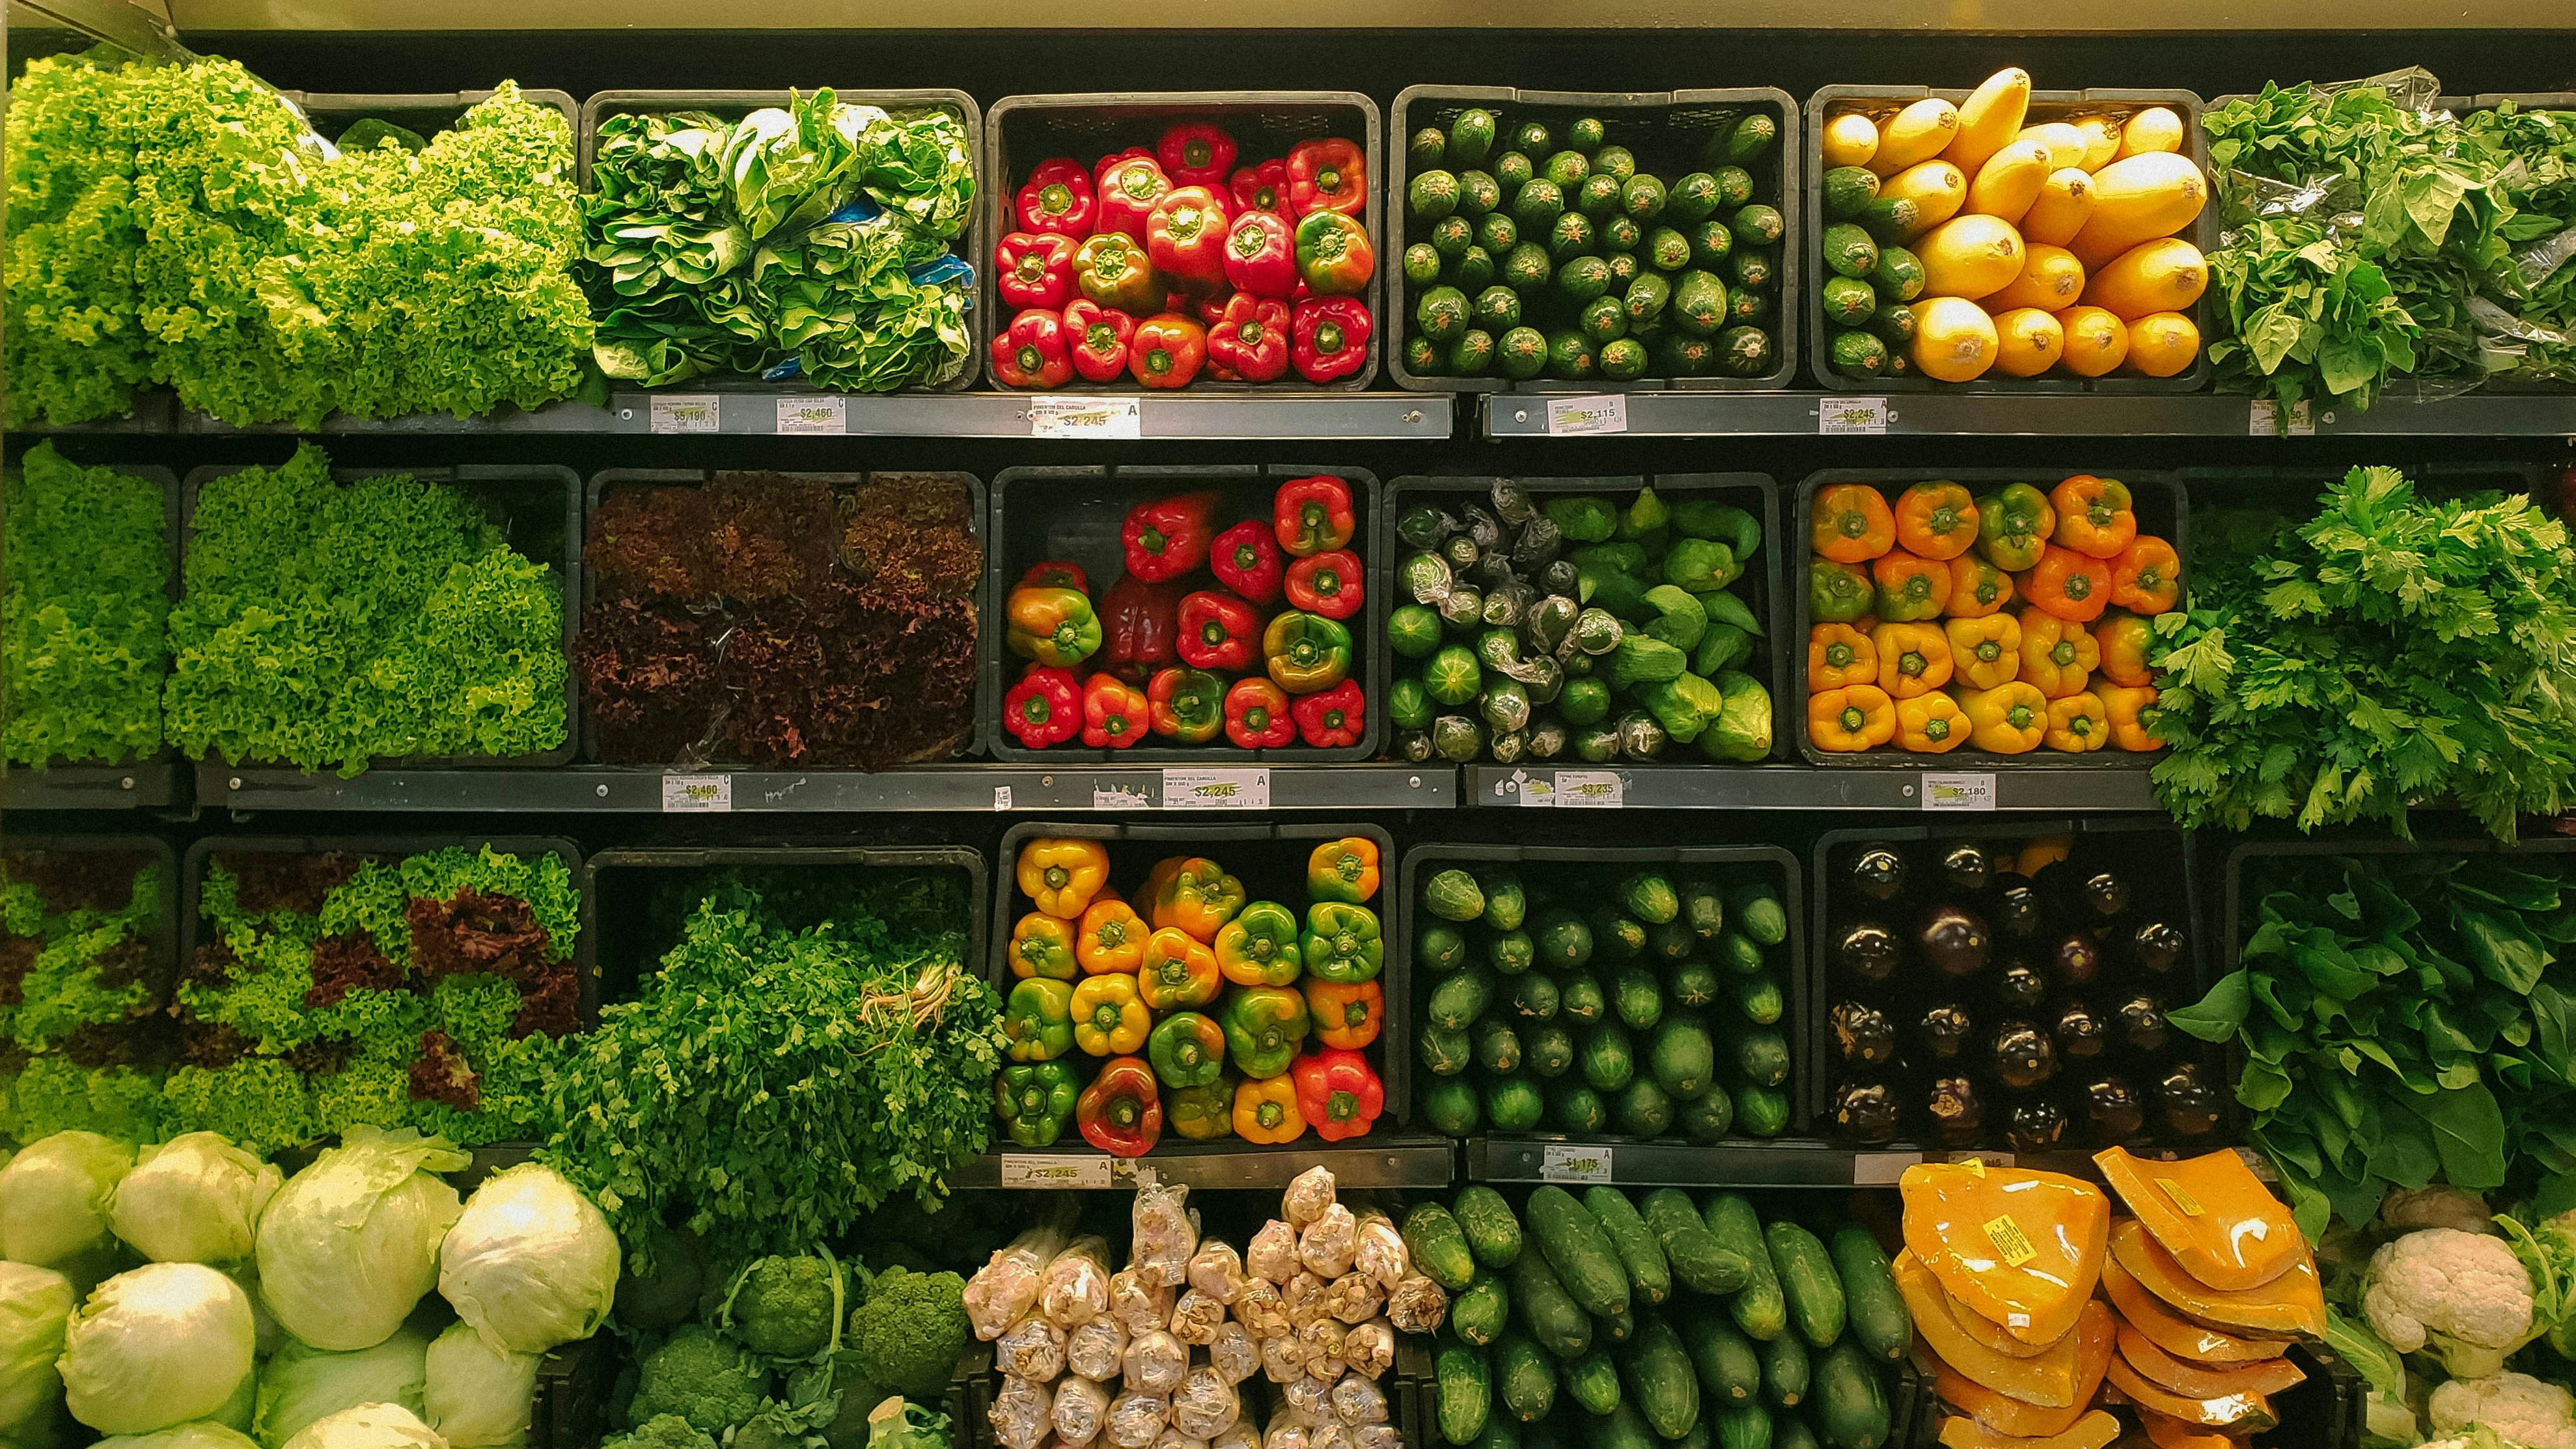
[[1187, 1242, 1248, 1304], [997, 1314, 1070, 1382], [1350, 1426, 1402, 1449], [277, 1403, 445, 1449], [1245, 1221, 1299, 1285], [1350, 1212, 1407, 1290], [0, 1131, 133, 1268], [421, 1321, 538, 1448], [1280, 1372, 1333, 1422], [1321, 1275, 1383, 1327], [1123, 1328, 1189, 1396], [1134, 1184, 1199, 1288], [1260, 1332, 1309, 1385], [109, 1133, 280, 1267], [1262, 1416, 1312, 1449], [1172, 1365, 1241, 1440], [1154, 1429, 1211, 1449], [1234, 1278, 1289, 1340], [1340, 1321, 1394, 1381], [1209, 1322, 1259, 1385], [1053, 1373, 1111, 1448], [1282, 1273, 1328, 1329], [437, 1163, 618, 1356], [969, 1222, 1071, 1340], [1041, 1236, 1116, 1329], [1105, 1392, 1169, 1449], [991, 1375, 1053, 1449], [253, 1326, 431, 1448], [255, 1128, 467, 1352], [1068, 1315, 1128, 1382], [1214, 1421, 1260, 1449], [1383, 1275, 1448, 1336], [1297, 1206, 1357, 1280], [1297, 1317, 1350, 1380], [1110, 1268, 1176, 1340], [1171, 1288, 1226, 1346], [1309, 1424, 1353, 1449], [1329, 1374, 1388, 1426], [1281, 1168, 1336, 1229], [0, 1262, 74, 1436], [59, 1262, 255, 1434]]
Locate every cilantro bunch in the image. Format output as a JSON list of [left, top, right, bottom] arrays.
[[2149, 465, 2576, 839], [5, 443, 169, 766]]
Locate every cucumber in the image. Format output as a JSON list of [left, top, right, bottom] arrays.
[[1439, 1335, 1493, 1445], [1509, 1245, 1594, 1360], [1430, 968, 1497, 1031], [1774, 1414, 1820, 1449], [1456, 1185, 1526, 1269], [1676, 1303, 1760, 1405], [1715, 932, 1766, 974], [1566, 1347, 1624, 1415], [1421, 922, 1471, 972], [1679, 877, 1726, 939], [1538, 908, 1596, 971], [1829, 1227, 1910, 1363], [1498, 1333, 1558, 1422], [1560, 973, 1609, 1026], [1528, 1023, 1577, 1078], [1620, 1312, 1701, 1441], [1735, 974, 1784, 1027], [1736, 1085, 1790, 1139], [1702, 1194, 1786, 1341], [1426, 869, 1488, 922], [1590, 1401, 1659, 1449], [1667, 958, 1722, 1011], [1582, 1187, 1673, 1305], [1717, 1405, 1774, 1449], [1408, 1202, 1480, 1291], [1481, 1424, 1524, 1449], [1674, 1422, 1714, 1449], [1642, 1189, 1751, 1296], [1527, 1185, 1633, 1319], [1677, 1086, 1737, 1143], [1488, 1077, 1547, 1133], [1732, 1029, 1791, 1088], [1597, 1301, 1635, 1344], [1760, 1329, 1809, 1408], [1455, 1271, 1512, 1346], [1810, 1340, 1888, 1449], [1421, 1022, 1475, 1077], [1728, 885, 1788, 946], [1764, 1222, 1846, 1349], [1476, 1017, 1526, 1074], [1424, 1079, 1482, 1136]]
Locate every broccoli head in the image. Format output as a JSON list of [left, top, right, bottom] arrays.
[[725, 1250, 848, 1360], [628, 1324, 771, 1433], [846, 1266, 971, 1400], [604, 1415, 721, 1449], [617, 1224, 710, 1332]]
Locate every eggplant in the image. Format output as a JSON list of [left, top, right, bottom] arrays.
[[2159, 1063, 2223, 1138], [1992, 1019, 2057, 1090], [1831, 1000, 1899, 1068], [1939, 844, 1994, 894], [2127, 920, 2187, 975], [1992, 881, 2043, 939], [2007, 1096, 2068, 1153], [1918, 905, 1992, 978], [2084, 1075, 2145, 1147], [1928, 1077, 1985, 1148], [2037, 861, 2129, 920], [1995, 961, 2049, 1012], [2115, 995, 2168, 1054], [1833, 1080, 1901, 1144], [1835, 921, 1902, 984], [2051, 1000, 2108, 1061], [1849, 846, 1909, 902], [2049, 931, 2104, 989], [2076, 869, 2131, 918], [1920, 1003, 1976, 1061]]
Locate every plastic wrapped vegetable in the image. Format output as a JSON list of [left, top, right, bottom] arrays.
[[1172, 1288, 1227, 1345], [1040, 1237, 1115, 1328], [1124, 1328, 1189, 1394], [1188, 1241, 1248, 1304], [995, 1314, 1069, 1381], [1329, 1374, 1389, 1426], [1247, 1221, 1301, 1285], [1236, 1277, 1290, 1339], [1383, 1275, 1448, 1335], [1110, 1267, 1176, 1338], [1133, 1183, 1198, 1288], [1342, 1320, 1395, 1379], [255, 1129, 467, 1352], [1350, 1212, 1409, 1288], [107, 1133, 280, 1268], [1210, 1322, 1260, 1385], [1297, 1205, 1359, 1278], [1106, 1392, 1169, 1449], [1282, 1166, 1337, 1227], [968, 1223, 1070, 1340], [1067, 1316, 1128, 1383], [991, 1375, 1052, 1449], [1053, 1375, 1111, 1448], [1322, 1273, 1385, 1327]]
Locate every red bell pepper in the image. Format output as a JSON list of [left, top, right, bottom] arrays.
[[1015, 159, 1096, 238], [1284, 548, 1364, 620], [1292, 679, 1365, 749], [1123, 491, 1220, 582], [1286, 138, 1366, 218], [1294, 210, 1374, 297], [1096, 154, 1172, 241], [1289, 1046, 1383, 1142], [1075, 232, 1165, 314], [1098, 574, 1185, 685], [1157, 122, 1239, 190], [996, 232, 1078, 312], [1231, 159, 1290, 217], [1129, 313, 1208, 389], [1062, 301, 1135, 384], [1178, 590, 1260, 672], [1148, 666, 1226, 744], [1081, 672, 1151, 750], [1210, 519, 1283, 606], [1146, 186, 1232, 288], [1209, 294, 1292, 384], [1291, 297, 1371, 384], [1273, 475, 1357, 559], [990, 308, 1074, 390], [1003, 664, 1081, 749], [1021, 560, 1089, 592], [1076, 1055, 1162, 1158], [1225, 678, 1295, 749], [1223, 210, 1297, 300], [1093, 146, 1151, 189], [1193, 292, 1234, 329]]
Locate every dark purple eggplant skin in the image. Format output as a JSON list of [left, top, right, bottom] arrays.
[[2086, 1075, 2145, 1146], [1831, 1000, 1899, 1067], [1850, 846, 1909, 902], [1995, 961, 2049, 1012], [1993, 881, 2043, 939], [2127, 920, 2186, 975], [2053, 999, 2108, 1060], [1919, 905, 1993, 978], [2159, 1062, 2223, 1138], [1992, 1019, 2057, 1090], [1835, 1080, 1902, 1144], [1939, 844, 1993, 895], [2008, 1096, 2068, 1153], [1928, 1076, 1984, 1148], [2076, 870, 2131, 918], [2116, 995, 2168, 1054], [2050, 931, 2103, 988], [1836, 921, 1902, 984], [1920, 1003, 1976, 1061]]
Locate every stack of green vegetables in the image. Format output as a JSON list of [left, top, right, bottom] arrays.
[[1413, 863, 1795, 1142], [4, 443, 168, 769], [0, 849, 166, 1146], [1407, 1185, 1904, 1449], [1385, 482, 1774, 766], [583, 90, 976, 391]]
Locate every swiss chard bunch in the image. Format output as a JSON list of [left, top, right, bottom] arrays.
[[2148, 465, 2576, 840], [3, 443, 169, 766]]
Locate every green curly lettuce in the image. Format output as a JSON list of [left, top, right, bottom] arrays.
[[4, 443, 169, 766], [3, 57, 155, 426], [1, 1056, 166, 1144], [3, 854, 163, 1051], [158, 1058, 318, 1152]]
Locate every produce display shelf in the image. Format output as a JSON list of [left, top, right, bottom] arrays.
[[1, 765, 183, 811], [1459, 1136, 2268, 1186], [952, 1133, 1459, 1191], [1478, 389, 2576, 437], [1463, 764, 2159, 810]]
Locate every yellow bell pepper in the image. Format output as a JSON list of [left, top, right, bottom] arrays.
[[2094, 610, 2156, 689], [1152, 856, 1246, 942], [2018, 609, 2099, 698], [1808, 624, 1877, 692], [1870, 622, 1953, 700], [2099, 684, 2159, 752], [2045, 691, 2111, 752], [1018, 837, 1110, 918], [1808, 685, 1897, 752], [1137, 927, 1223, 1011], [1077, 898, 1148, 976], [1896, 692, 1969, 753], [1010, 911, 1080, 980], [1944, 614, 2021, 691], [1232, 1074, 1307, 1143], [1958, 682, 2047, 754], [1071, 973, 1151, 1056]]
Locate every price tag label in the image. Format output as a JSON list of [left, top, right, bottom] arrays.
[[650, 395, 721, 434], [775, 396, 846, 434], [2247, 398, 2316, 436], [1031, 396, 1143, 439], [2157, 1178, 2207, 1217], [999, 1155, 1115, 1189], [1510, 770, 1555, 807], [1922, 772, 1997, 810], [661, 774, 732, 812], [1553, 770, 1624, 808], [1853, 1152, 1924, 1185], [1983, 1213, 2039, 1267], [1162, 768, 1270, 809], [1945, 1151, 2012, 1171], [1092, 784, 1154, 810], [1541, 1143, 1617, 1184], [1546, 394, 1629, 435], [991, 786, 1014, 811], [1820, 397, 1889, 434]]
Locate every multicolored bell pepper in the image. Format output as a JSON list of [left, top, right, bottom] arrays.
[[1306, 837, 1379, 904], [1209, 294, 1292, 383], [2049, 475, 2136, 559], [1232, 1075, 1305, 1143], [1075, 232, 1166, 313], [1290, 1047, 1383, 1142], [1146, 187, 1232, 287], [1011, 910, 1080, 980], [1167, 1079, 1235, 1140], [1946, 552, 2015, 618], [1304, 978, 1383, 1050], [1077, 898, 1148, 976], [1959, 682, 2047, 754], [990, 308, 1074, 390], [1870, 621, 1954, 698], [1264, 611, 1352, 695], [995, 1062, 1080, 1148], [1285, 549, 1364, 620], [1291, 297, 1371, 383], [1210, 520, 1283, 605], [1273, 475, 1356, 558], [1018, 836, 1110, 918], [1071, 974, 1151, 1057], [1121, 491, 1219, 583], [1945, 614, 2022, 691], [1146, 667, 1226, 744], [2111, 536, 2180, 614], [1006, 584, 1102, 667], [1215, 900, 1304, 987], [1893, 480, 1980, 560], [1178, 591, 1260, 671], [1222, 985, 1310, 1079], [1808, 623, 1876, 691], [1286, 137, 1366, 217], [1096, 154, 1173, 240], [2019, 611, 2099, 698], [1870, 549, 1951, 622], [1138, 928, 1223, 1012], [1300, 901, 1383, 984], [1223, 210, 1298, 299], [1129, 312, 1208, 389], [1152, 857, 1245, 941], [997, 232, 1079, 312], [1293, 680, 1366, 749], [1896, 691, 1969, 753], [1002, 978, 1075, 1062], [1081, 673, 1150, 750], [1016, 159, 1096, 238], [1232, 159, 1290, 216], [1812, 484, 1896, 563], [1064, 301, 1136, 383], [2044, 691, 2111, 752], [2100, 683, 2158, 752], [1077, 1056, 1162, 1157], [1808, 684, 1896, 752], [2093, 611, 2155, 689], [1225, 678, 1295, 749], [2022, 545, 2110, 623], [1003, 664, 1081, 749], [1157, 122, 1238, 189], [1810, 557, 1876, 624], [1146, 1011, 1227, 1090], [1975, 484, 2056, 571], [1022, 560, 1090, 591], [1294, 210, 1374, 297]]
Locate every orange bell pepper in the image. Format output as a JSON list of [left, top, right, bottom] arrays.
[[2049, 475, 2137, 559], [1893, 480, 1980, 561], [2099, 683, 2159, 751], [1232, 1074, 1307, 1143], [1871, 549, 1952, 622], [2019, 610, 2100, 698], [2045, 691, 2111, 752], [2111, 536, 2181, 614], [1307, 837, 1380, 904], [1896, 691, 1970, 753], [2094, 610, 2156, 688], [2020, 545, 2110, 623], [1010, 911, 1081, 980], [1946, 553, 2015, 618], [1870, 622, 1954, 699], [1303, 978, 1385, 1049], [1077, 898, 1148, 975], [1138, 927, 1223, 1011], [1808, 623, 1877, 692], [1152, 856, 1246, 941], [1809, 685, 1898, 752], [1812, 484, 1897, 563], [1018, 837, 1110, 918], [1958, 682, 2047, 754], [1944, 614, 2021, 691]]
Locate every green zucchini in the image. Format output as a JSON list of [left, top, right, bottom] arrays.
[[1583, 1186, 1674, 1304], [1455, 1271, 1512, 1346], [1408, 1202, 1480, 1291], [1764, 1222, 1846, 1349], [1497, 1333, 1558, 1422], [1810, 1339, 1888, 1449], [1620, 1312, 1701, 1440], [1566, 1347, 1624, 1415], [1455, 1185, 1525, 1269], [1717, 1405, 1774, 1449], [1509, 1245, 1594, 1360], [1774, 1414, 1820, 1449], [1439, 1335, 1493, 1445], [1676, 1303, 1760, 1405], [1588, 1401, 1658, 1449], [1760, 1327, 1809, 1408], [1702, 1194, 1786, 1341], [1829, 1227, 1910, 1363], [1528, 1185, 1633, 1318], [1642, 1189, 1750, 1295]]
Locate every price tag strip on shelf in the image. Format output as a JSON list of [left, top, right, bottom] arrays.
[[1030, 396, 1143, 439], [999, 1155, 1116, 1188], [1547, 395, 1629, 435], [1162, 767, 1270, 808], [1820, 397, 1889, 434], [1542, 1142, 1617, 1183], [650, 394, 721, 434], [1921, 771, 1997, 810], [775, 396, 847, 434], [661, 774, 732, 812]]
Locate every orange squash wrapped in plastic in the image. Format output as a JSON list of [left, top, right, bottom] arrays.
[[2114, 1327, 2305, 1399], [1902, 1161, 2110, 1346], [2135, 1409, 2252, 1449], [2103, 1353, 2278, 1430], [1931, 1300, 2118, 1435], [2095, 1148, 2304, 1292], [2107, 1219, 2325, 1340], [1937, 1409, 2123, 1449], [2099, 1256, 2293, 1365], [1897, 1251, 2088, 1407]]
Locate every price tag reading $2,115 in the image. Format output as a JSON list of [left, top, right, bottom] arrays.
[[1546, 395, 1628, 435]]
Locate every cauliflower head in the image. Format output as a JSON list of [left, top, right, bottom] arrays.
[[627, 1323, 771, 1433], [846, 1266, 971, 1400], [2364, 1229, 2538, 1377], [2430, 1372, 2576, 1449], [2386, 1189, 2499, 1237], [724, 1252, 846, 1360]]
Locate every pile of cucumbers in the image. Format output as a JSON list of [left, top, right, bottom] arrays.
[[1409, 1185, 1907, 1449], [1398, 104, 1789, 383], [1815, 165, 1931, 380], [1413, 861, 1795, 1140]]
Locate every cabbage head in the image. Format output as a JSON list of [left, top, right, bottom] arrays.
[[255, 1129, 467, 1351], [436, 1164, 616, 1356], [96, 1423, 265, 1449], [0, 1133, 134, 1267], [421, 1322, 535, 1448], [112, 1134, 283, 1267], [0, 1263, 74, 1436], [253, 1327, 430, 1449], [59, 1263, 255, 1435], [277, 1404, 447, 1449]]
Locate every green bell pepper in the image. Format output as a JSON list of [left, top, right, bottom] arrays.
[[1001, 977, 1075, 1062], [1810, 557, 1874, 624], [1976, 483, 2054, 572], [1148, 1011, 1228, 1090], [1301, 902, 1385, 984], [1215, 900, 1304, 987], [1222, 985, 1311, 1079], [1167, 1077, 1236, 1140], [1263, 610, 1353, 695], [995, 1061, 1081, 1147]]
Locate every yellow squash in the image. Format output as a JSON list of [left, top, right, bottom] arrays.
[[1887, 159, 1971, 235], [1992, 309, 2064, 378], [2020, 170, 2098, 248], [1912, 297, 2000, 382], [2107, 1219, 2326, 1340], [1825, 112, 1882, 169], [2017, 122, 2091, 170], [2100, 1256, 2294, 1365], [1947, 68, 2035, 176], [2124, 312, 2201, 378], [2053, 306, 2129, 376], [1901, 1161, 2110, 1347], [2071, 115, 2124, 169], [1937, 1409, 2122, 1449], [1988, 245, 2087, 314], [1920, 215, 2030, 301], [1897, 1252, 2087, 1407], [2085, 238, 2208, 321], [2116, 105, 2187, 158], [1968, 139, 2056, 224], [1877, 97, 1963, 176], [2068, 152, 2208, 267], [2095, 1147, 2305, 1292]]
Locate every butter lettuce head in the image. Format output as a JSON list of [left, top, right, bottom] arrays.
[[59, 1263, 256, 1435], [436, 1163, 618, 1356], [254, 1128, 467, 1352]]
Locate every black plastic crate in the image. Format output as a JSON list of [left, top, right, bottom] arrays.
[[178, 462, 583, 771], [987, 464, 1383, 764], [579, 87, 988, 392], [991, 820, 1404, 1146], [982, 90, 1385, 392], [1388, 85, 1802, 394], [1378, 472, 1790, 764], [1790, 467, 2188, 771], [1804, 85, 2213, 394], [283, 88, 579, 146], [3, 460, 180, 773], [1392, 837, 1810, 1137], [529, 1330, 616, 1449], [580, 467, 993, 764]]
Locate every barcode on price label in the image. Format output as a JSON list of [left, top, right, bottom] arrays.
[[1031, 397, 1143, 438], [2247, 398, 2316, 436], [1162, 768, 1269, 808], [1921, 772, 1997, 810], [1092, 784, 1154, 810], [999, 1155, 1115, 1188], [1542, 1144, 1616, 1183], [1820, 398, 1889, 434], [650, 395, 721, 434], [775, 397, 846, 434], [1554, 770, 1624, 808], [661, 775, 732, 812], [1547, 395, 1629, 435]]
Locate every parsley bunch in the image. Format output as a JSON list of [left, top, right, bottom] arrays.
[[4, 443, 169, 766]]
